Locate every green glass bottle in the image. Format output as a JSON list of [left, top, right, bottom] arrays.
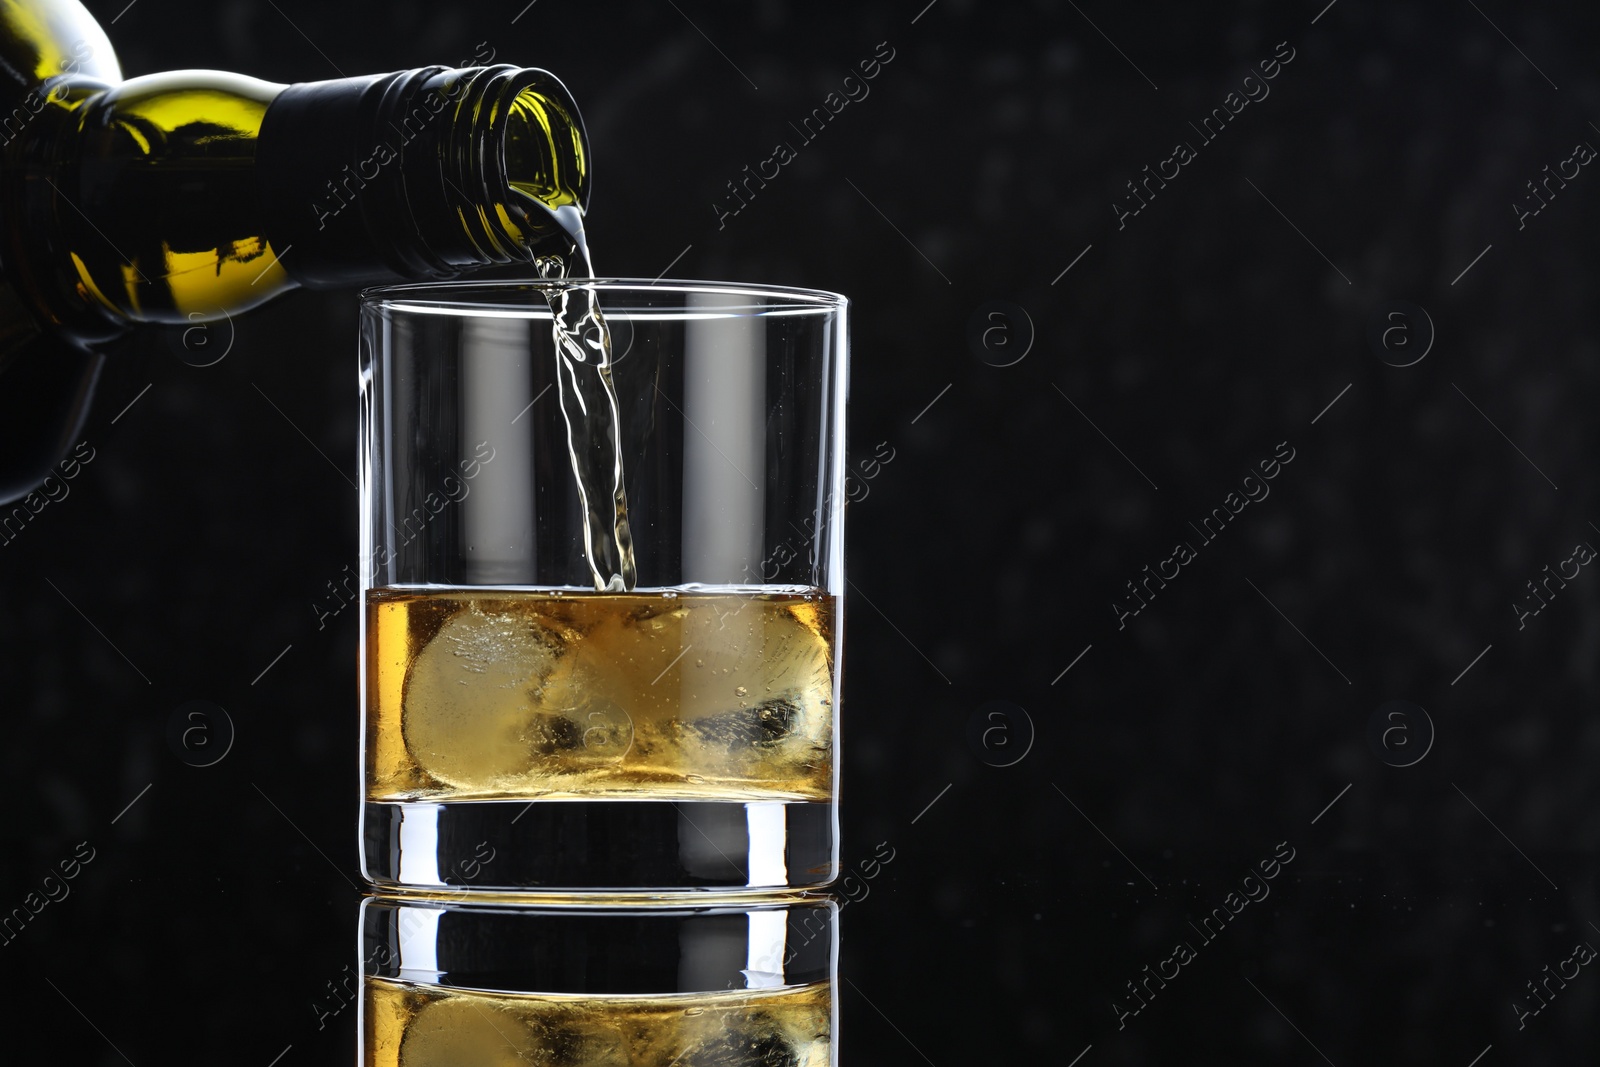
[[0, 0, 589, 502]]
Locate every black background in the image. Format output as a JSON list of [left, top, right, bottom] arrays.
[[4, 0, 1600, 1061]]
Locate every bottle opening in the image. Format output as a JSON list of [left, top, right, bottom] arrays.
[[502, 82, 589, 245], [439, 66, 591, 264]]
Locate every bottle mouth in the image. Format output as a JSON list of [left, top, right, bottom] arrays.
[[444, 66, 591, 263]]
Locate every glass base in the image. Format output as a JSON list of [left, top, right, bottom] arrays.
[[360, 799, 837, 894]]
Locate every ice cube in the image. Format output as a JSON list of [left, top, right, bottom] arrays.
[[401, 603, 561, 787], [395, 994, 533, 1066]]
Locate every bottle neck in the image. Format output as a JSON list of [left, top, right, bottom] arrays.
[[256, 64, 589, 289]]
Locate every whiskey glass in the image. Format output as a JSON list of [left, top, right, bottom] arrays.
[[358, 280, 847, 893]]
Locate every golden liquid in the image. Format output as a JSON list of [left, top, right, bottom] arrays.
[[365, 588, 835, 802], [527, 212, 637, 594], [40, 71, 295, 324], [363, 977, 833, 1067]]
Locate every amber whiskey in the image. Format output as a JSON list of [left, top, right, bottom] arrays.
[[363, 976, 833, 1067], [365, 587, 836, 803]]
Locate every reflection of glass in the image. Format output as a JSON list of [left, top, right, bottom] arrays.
[[358, 282, 848, 893], [358, 894, 839, 1065]]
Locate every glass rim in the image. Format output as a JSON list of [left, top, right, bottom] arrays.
[[360, 891, 838, 914], [360, 277, 849, 314]]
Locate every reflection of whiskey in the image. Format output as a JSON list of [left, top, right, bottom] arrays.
[[365, 588, 836, 801], [363, 976, 832, 1066]]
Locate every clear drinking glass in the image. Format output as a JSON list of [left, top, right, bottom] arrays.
[[358, 280, 847, 893], [358, 894, 839, 1065]]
